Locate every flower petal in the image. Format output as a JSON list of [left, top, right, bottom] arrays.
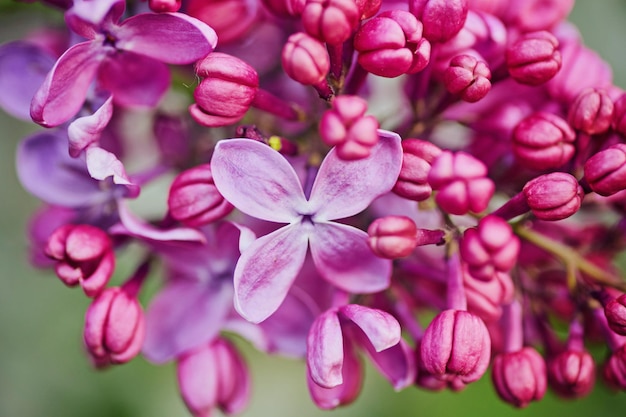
[[30, 41, 105, 127], [234, 223, 309, 323], [211, 139, 308, 223], [0, 41, 55, 120], [143, 278, 233, 363], [307, 308, 344, 388], [85, 146, 140, 197], [339, 304, 401, 352], [353, 332, 415, 390], [309, 130, 402, 221], [116, 12, 217, 65], [177, 343, 220, 415], [309, 222, 391, 293], [68, 95, 113, 157]]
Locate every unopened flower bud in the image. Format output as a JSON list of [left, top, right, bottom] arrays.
[[302, 0, 359, 45], [492, 347, 547, 408], [464, 270, 514, 322], [392, 139, 442, 201], [45, 224, 115, 297], [428, 150, 495, 215], [501, 0, 574, 33], [282, 32, 330, 86], [191, 53, 259, 127], [584, 144, 626, 197], [368, 216, 444, 259], [84, 286, 145, 367], [612, 93, 626, 136], [409, 0, 469, 43], [420, 309, 491, 384], [506, 31, 561, 86], [355, 0, 381, 19], [568, 88, 614, 135], [149, 0, 181, 12], [444, 54, 491, 103], [177, 339, 250, 417], [522, 172, 584, 221], [187, 0, 259, 44], [548, 350, 595, 398], [512, 112, 576, 170], [603, 344, 626, 390], [354, 10, 431, 78], [605, 294, 626, 335], [261, 0, 305, 17], [460, 215, 520, 281], [168, 164, 234, 227], [319, 95, 379, 160]]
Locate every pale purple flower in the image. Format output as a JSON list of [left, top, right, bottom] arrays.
[[210, 131, 402, 323]]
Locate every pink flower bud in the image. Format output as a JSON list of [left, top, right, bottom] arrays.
[[522, 172, 584, 221], [319, 95, 379, 160], [392, 138, 442, 201], [409, 0, 469, 43], [84, 286, 145, 366], [354, 10, 431, 78], [603, 344, 626, 390], [45, 224, 115, 297], [460, 215, 520, 281], [149, 0, 181, 12], [444, 54, 491, 103], [282, 32, 330, 85], [168, 164, 234, 227], [428, 150, 495, 215], [367, 216, 426, 259], [605, 294, 626, 335], [187, 0, 259, 44], [464, 270, 514, 322], [612, 93, 626, 136], [492, 347, 547, 408], [420, 309, 491, 384], [355, 0, 381, 19], [548, 350, 595, 398], [261, 0, 305, 17], [177, 339, 250, 417], [506, 31, 561, 86], [584, 144, 626, 197], [568, 88, 614, 135], [191, 53, 259, 127], [512, 111, 576, 170], [302, 0, 359, 45]]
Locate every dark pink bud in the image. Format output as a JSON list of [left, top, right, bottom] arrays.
[[460, 215, 520, 281], [522, 172, 584, 221], [409, 0, 469, 43], [149, 0, 181, 12], [603, 344, 626, 390], [512, 112, 576, 170], [191, 53, 259, 127], [568, 88, 614, 135], [605, 294, 626, 335], [612, 93, 626, 136], [501, 0, 574, 33], [168, 164, 234, 227], [261, 0, 305, 17], [354, 0, 381, 19], [354, 10, 431, 78], [282, 32, 330, 86], [392, 138, 442, 201], [302, 0, 359, 45], [444, 54, 491, 103], [45, 224, 115, 297], [368, 216, 425, 259], [492, 347, 547, 408], [84, 286, 145, 366], [548, 350, 595, 398], [463, 269, 514, 322], [506, 31, 561, 86], [177, 339, 250, 417], [428, 150, 495, 215], [319, 95, 379, 160], [187, 0, 259, 44], [420, 309, 491, 384], [584, 144, 626, 197]]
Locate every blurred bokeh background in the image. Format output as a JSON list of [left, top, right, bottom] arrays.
[[2, 1, 626, 416]]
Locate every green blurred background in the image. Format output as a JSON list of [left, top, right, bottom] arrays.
[[2, 1, 626, 416]]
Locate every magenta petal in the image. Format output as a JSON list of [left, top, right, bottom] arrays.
[[30, 41, 105, 127], [356, 335, 415, 390], [234, 223, 309, 323], [143, 278, 233, 363], [116, 12, 217, 65], [68, 0, 125, 32], [68, 95, 113, 157], [339, 304, 401, 352], [97, 53, 170, 108], [309, 130, 402, 221], [177, 344, 220, 415], [307, 308, 344, 388], [211, 139, 308, 223], [309, 222, 391, 293]]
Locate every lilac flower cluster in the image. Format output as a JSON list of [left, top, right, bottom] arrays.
[[5, 0, 626, 414]]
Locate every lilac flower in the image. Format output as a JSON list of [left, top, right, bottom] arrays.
[[30, 0, 217, 127], [210, 132, 402, 323]]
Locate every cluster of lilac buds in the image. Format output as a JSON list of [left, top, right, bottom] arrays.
[[6, 0, 626, 414]]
